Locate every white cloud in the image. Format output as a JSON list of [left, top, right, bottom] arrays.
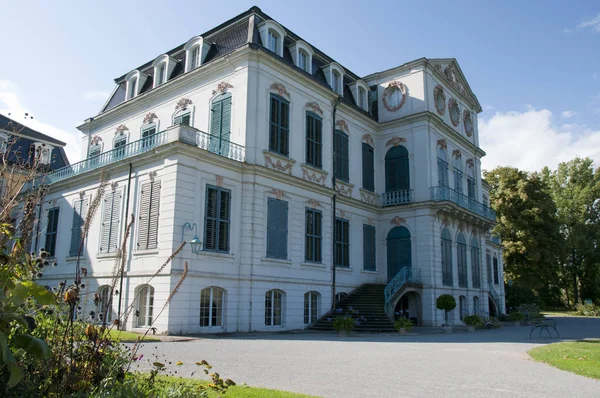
[[565, 13, 600, 34], [479, 107, 600, 172], [82, 90, 111, 101], [561, 110, 577, 119], [0, 80, 82, 163]]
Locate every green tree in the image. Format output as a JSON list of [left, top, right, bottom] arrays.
[[543, 157, 600, 305], [485, 167, 562, 305]]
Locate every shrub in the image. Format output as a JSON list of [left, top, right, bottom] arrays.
[[489, 317, 501, 328], [463, 314, 483, 328], [436, 294, 456, 325], [508, 311, 525, 322], [575, 302, 600, 317], [517, 303, 541, 321], [394, 318, 413, 331], [328, 307, 365, 332]]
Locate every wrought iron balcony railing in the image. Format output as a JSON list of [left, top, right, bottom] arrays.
[[384, 266, 421, 318], [382, 189, 413, 206], [430, 186, 497, 222], [36, 126, 245, 185]]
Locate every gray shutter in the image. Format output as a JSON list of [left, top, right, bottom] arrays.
[[100, 193, 113, 253], [204, 187, 218, 251], [363, 224, 376, 271], [267, 199, 288, 259], [218, 189, 230, 252], [108, 191, 122, 252], [69, 198, 88, 257], [138, 181, 160, 250]]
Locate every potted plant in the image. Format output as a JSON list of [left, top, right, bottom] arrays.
[[508, 311, 525, 326], [394, 317, 413, 335], [463, 314, 483, 332], [436, 294, 456, 333], [329, 307, 364, 337]]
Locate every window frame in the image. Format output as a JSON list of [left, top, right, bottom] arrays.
[[441, 228, 453, 286], [200, 287, 225, 328], [269, 94, 290, 156], [335, 218, 350, 268], [137, 285, 154, 327], [334, 129, 349, 182], [265, 289, 284, 326], [457, 233, 468, 288], [471, 237, 481, 288], [305, 111, 323, 168], [97, 285, 113, 323], [203, 185, 231, 253], [362, 143, 375, 192], [267, 29, 279, 54], [493, 257, 499, 285], [363, 224, 376, 271], [44, 207, 60, 258], [303, 291, 319, 325], [266, 198, 288, 260], [305, 208, 322, 263]]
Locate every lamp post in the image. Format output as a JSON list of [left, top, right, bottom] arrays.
[[182, 222, 202, 254]]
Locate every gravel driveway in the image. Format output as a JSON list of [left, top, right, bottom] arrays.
[[133, 317, 600, 397]]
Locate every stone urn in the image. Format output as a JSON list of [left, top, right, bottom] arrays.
[[398, 328, 408, 336], [337, 329, 349, 337]]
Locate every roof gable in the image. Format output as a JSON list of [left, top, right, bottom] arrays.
[[429, 58, 481, 112]]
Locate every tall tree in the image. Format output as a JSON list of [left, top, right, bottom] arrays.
[[543, 157, 600, 304], [485, 167, 562, 303]]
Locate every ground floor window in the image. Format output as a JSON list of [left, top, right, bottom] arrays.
[[473, 296, 479, 315], [459, 295, 467, 321], [265, 290, 284, 326], [304, 291, 319, 324], [335, 292, 348, 303], [97, 285, 113, 323], [137, 285, 154, 327], [200, 287, 224, 327]]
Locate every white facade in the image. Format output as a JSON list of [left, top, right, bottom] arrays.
[[36, 7, 504, 334]]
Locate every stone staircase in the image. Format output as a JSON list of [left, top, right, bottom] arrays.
[[309, 284, 397, 333]]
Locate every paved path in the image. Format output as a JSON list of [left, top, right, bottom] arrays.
[[133, 317, 600, 397]]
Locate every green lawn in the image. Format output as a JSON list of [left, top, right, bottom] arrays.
[[542, 310, 600, 318], [529, 340, 600, 380], [152, 375, 318, 397], [105, 329, 160, 342]]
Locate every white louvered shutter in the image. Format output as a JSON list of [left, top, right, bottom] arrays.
[[69, 198, 89, 257], [100, 193, 113, 253], [138, 181, 160, 250]]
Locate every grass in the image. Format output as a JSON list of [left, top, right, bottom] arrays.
[[104, 329, 160, 342], [529, 340, 600, 380], [153, 375, 318, 397], [541, 310, 600, 318]]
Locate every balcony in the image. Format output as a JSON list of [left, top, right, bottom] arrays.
[[430, 186, 497, 222], [382, 189, 413, 206], [36, 125, 245, 185]]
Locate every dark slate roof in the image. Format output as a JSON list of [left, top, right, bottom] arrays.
[[0, 114, 70, 170], [100, 6, 373, 119]]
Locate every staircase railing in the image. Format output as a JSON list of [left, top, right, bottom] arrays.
[[384, 266, 420, 318], [488, 283, 502, 314]]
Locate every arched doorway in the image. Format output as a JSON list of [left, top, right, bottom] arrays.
[[488, 296, 498, 318], [393, 290, 422, 326], [387, 226, 411, 282]]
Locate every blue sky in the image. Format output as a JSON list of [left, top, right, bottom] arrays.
[[1, 0, 600, 171]]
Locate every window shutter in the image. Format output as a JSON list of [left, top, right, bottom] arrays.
[[109, 191, 122, 252], [280, 100, 289, 155], [218, 189, 230, 252], [362, 144, 374, 192], [363, 224, 376, 271], [267, 199, 288, 259], [269, 96, 279, 152], [221, 98, 231, 142], [100, 192, 113, 253], [138, 181, 160, 250], [69, 198, 88, 257]]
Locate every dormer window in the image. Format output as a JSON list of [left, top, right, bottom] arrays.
[[332, 70, 341, 94], [268, 30, 279, 54], [156, 63, 166, 86], [40, 147, 51, 165], [299, 50, 308, 71], [289, 40, 314, 74], [258, 21, 286, 58], [323, 62, 345, 96], [128, 77, 137, 100], [184, 36, 211, 72], [358, 87, 366, 109]]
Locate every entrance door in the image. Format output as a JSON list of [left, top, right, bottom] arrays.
[[386, 226, 411, 282]]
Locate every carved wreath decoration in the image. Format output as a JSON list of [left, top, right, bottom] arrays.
[[434, 85, 446, 116], [463, 111, 473, 137], [382, 81, 407, 112], [448, 98, 460, 127]]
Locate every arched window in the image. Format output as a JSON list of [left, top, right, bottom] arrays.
[[335, 292, 348, 303], [437, 147, 449, 186], [268, 29, 280, 54], [127, 77, 138, 100], [190, 45, 200, 70], [141, 122, 158, 148], [209, 92, 232, 156], [385, 146, 410, 203], [453, 156, 463, 194], [304, 291, 320, 324], [441, 228, 453, 286], [200, 287, 225, 327], [459, 295, 467, 320], [97, 285, 113, 323], [457, 233, 467, 288], [265, 289, 284, 326], [386, 226, 411, 282], [471, 237, 481, 288], [89, 143, 101, 158], [467, 162, 476, 199], [113, 132, 127, 159], [173, 108, 191, 126], [137, 285, 154, 327], [473, 296, 480, 315]]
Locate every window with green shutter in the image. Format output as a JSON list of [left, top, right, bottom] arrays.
[[305, 112, 322, 168], [334, 130, 349, 182], [138, 181, 160, 250], [100, 190, 122, 253], [269, 94, 289, 156], [44, 207, 60, 257], [266, 198, 288, 259], [457, 233, 467, 288], [362, 143, 374, 192], [441, 228, 453, 286], [335, 218, 350, 267], [69, 198, 89, 257], [210, 93, 231, 156], [363, 224, 376, 271], [204, 185, 231, 252], [305, 208, 322, 262]]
